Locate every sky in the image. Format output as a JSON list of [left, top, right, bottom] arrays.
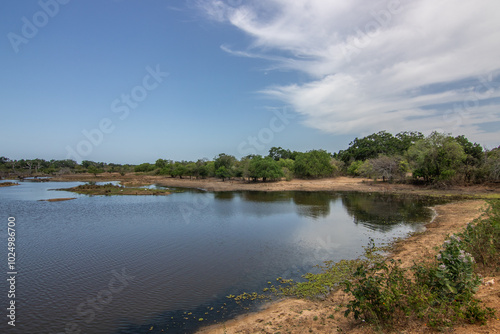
[[1, 0, 499, 164]]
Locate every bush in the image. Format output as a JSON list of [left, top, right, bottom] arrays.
[[347, 160, 364, 176], [415, 234, 480, 301], [458, 200, 500, 275], [342, 202, 498, 330], [343, 259, 412, 326]]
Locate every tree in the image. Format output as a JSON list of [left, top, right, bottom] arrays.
[[395, 131, 424, 153], [369, 155, 408, 182], [134, 163, 155, 173], [171, 162, 187, 178], [247, 156, 284, 182], [277, 158, 295, 181], [214, 153, 236, 170], [268, 147, 297, 161], [454, 135, 484, 182], [215, 166, 231, 181], [87, 165, 103, 177], [408, 132, 466, 182], [336, 131, 399, 163], [294, 150, 334, 178], [336, 131, 423, 163], [484, 147, 500, 182], [155, 159, 170, 169]]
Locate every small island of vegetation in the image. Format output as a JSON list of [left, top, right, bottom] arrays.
[[59, 183, 171, 196], [0, 182, 19, 187]]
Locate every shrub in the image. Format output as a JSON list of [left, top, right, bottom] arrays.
[[342, 203, 498, 331], [458, 200, 500, 275]]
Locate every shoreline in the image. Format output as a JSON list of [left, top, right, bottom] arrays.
[[195, 199, 500, 333], [42, 173, 500, 198]]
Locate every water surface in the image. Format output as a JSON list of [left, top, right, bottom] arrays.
[[0, 180, 445, 333]]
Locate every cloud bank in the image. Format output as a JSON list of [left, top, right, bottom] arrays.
[[201, 0, 500, 147]]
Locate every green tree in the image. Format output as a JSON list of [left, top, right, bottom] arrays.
[[395, 131, 424, 153], [215, 166, 231, 181], [294, 150, 334, 178], [347, 160, 364, 176], [336, 131, 423, 163], [268, 147, 297, 161], [408, 132, 466, 182], [248, 156, 284, 182], [454, 135, 484, 182], [278, 158, 295, 181], [155, 159, 171, 169], [87, 165, 103, 177], [171, 162, 188, 178], [214, 153, 236, 170], [484, 147, 500, 182], [134, 163, 155, 173]]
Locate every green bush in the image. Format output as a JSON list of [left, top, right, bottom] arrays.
[[415, 234, 480, 301], [458, 200, 500, 274], [342, 202, 499, 330], [343, 259, 412, 325]]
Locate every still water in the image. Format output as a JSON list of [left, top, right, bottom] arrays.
[[0, 180, 444, 333]]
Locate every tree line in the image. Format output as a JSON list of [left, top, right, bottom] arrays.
[[1, 131, 499, 184]]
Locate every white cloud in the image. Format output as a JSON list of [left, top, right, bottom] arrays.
[[202, 0, 500, 147]]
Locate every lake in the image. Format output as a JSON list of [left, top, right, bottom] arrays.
[[0, 180, 444, 333]]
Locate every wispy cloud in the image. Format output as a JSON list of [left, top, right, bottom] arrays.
[[201, 0, 500, 146]]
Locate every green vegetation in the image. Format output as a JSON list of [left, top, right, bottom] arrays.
[[59, 183, 171, 196], [1, 130, 499, 185], [342, 202, 499, 331]]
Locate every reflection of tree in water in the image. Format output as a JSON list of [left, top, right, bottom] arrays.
[[214, 192, 235, 201], [341, 192, 448, 232], [292, 192, 340, 219], [240, 191, 293, 203]]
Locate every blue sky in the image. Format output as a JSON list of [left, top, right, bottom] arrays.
[[1, 0, 499, 164]]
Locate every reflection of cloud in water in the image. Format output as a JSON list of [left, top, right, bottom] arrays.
[[291, 200, 355, 263]]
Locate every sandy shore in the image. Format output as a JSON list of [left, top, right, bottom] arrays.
[[195, 200, 500, 334]]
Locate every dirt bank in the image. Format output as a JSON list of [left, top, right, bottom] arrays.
[[196, 200, 500, 334]]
